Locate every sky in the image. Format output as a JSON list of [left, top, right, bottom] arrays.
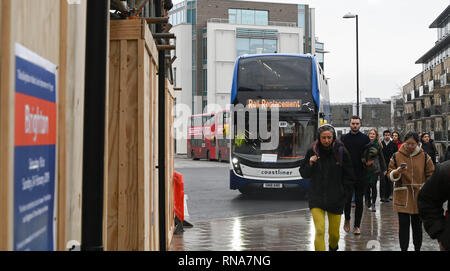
[[172, 0, 449, 103]]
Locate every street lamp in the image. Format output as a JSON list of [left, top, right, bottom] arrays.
[[343, 12, 360, 117]]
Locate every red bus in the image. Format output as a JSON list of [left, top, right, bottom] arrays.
[[187, 110, 230, 161], [187, 113, 214, 160], [211, 110, 230, 162]]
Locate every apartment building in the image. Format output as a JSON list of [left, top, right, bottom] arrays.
[[330, 98, 392, 138], [402, 4, 450, 158], [169, 0, 322, 154]]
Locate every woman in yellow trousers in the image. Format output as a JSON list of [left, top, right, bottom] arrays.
[[300, 125, 355, 251]]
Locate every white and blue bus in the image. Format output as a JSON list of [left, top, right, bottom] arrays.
[[229, 54, 329, 194]]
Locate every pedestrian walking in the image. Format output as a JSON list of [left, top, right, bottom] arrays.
[[418, 160, 450, 251], [388, 131, 435, 251], [300, 124, 354, 251], [341, 116, 370, 235], [392, 131, 403, 150], [421, 132, 438, 164], [362, 128, 386, 212], [381, 130, 398, 202]]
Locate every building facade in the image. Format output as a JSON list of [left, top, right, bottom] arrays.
[[330, 98, 392, 139], [402, 4, 449, 159], [169, 0, 321, 154]]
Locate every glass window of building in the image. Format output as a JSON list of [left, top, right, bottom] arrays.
[[317, 53, 324, 64], [228, 9, 268, 26], [298, 5, 305, 28], [237, 38, 249, 56], [192, 39, 196, 67], [263, 39, 277, 53], [242, 9, 255, 25], [229, 9, 236, 24], [202, 70, 207, 96], [255, 10, 268, 26], [192, 70, 197, 93], [237, 38, 277, 56], [191, 8, 196, 24], [249, 38, 263, 54]]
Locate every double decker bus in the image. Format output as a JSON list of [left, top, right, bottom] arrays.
[[212, 109, 231, 162], [187, 110, 231, 162], [187, 112, 214, 160], [229, 54, 329, 194]]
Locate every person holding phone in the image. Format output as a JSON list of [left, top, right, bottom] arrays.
[[388, 131, 435, 251]]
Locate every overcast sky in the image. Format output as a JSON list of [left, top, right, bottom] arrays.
[[172, 0, 449, 103]]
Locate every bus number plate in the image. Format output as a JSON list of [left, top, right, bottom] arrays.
[[263, 183, 283, 189]]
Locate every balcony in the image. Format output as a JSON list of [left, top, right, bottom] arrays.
[[440, 73, 450, 87], [421, 108, 431, 118], [413, 89, 420, 100], [406, 93, 412, 102], [429, 79, 441, 92], [413, 111, 421, 119], [431, 104, 443, 116], [405, 112, 413, 121], [433, 131, 446, 141]]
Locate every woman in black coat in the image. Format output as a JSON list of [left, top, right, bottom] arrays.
[[300, 124, 355, 251], [418, 160, 450, 251], [421, 132, 438, 164]]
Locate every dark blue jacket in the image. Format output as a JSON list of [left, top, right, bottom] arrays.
[[341, 131, 370, 179]]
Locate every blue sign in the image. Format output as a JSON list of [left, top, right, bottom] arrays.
[[13, 43, 57, 251]]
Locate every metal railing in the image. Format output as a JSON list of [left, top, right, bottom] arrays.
[[207, 18, 297, 27]]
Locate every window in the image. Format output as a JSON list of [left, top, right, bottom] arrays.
[[236, 37, 277, 56], [192, 39, 196, 67], [229, 9, 236, 24], [263, 39, 277, 53], [202, 70, 207, 96], [192, 70, 196, 93], [228, 9, 268, 26], [174, 68, 177, 87], [242, 10, 255, 25], [255, 10, 268, 26], [237, 38, 250, 56], [202, 29, 207, 65], [249, 38, 263, 54]]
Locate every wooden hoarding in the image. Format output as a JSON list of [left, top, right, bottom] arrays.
[[107, 18, 174, 251]]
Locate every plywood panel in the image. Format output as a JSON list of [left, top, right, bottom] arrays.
[[106, 18, 171, 251], [118, 39, 139, 250], [64, 0, 87, 249], [0, 0, 12, 251], [57, 0, 68, 251], [1, 0, 87, 251], [106, 40, 120, 251]]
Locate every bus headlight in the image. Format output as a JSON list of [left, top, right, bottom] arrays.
[[232, 157, 239, 165], [232, 157, 243, 176]]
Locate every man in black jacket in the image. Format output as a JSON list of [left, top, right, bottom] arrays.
[[418, 160, 450, 251], [341, 116, 370, 235], [380, 130, 398, 202]]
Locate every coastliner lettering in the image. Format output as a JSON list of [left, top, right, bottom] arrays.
[[260, 169, 293, 176]]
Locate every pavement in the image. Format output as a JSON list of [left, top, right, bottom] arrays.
[[169, 198, 441, 251]]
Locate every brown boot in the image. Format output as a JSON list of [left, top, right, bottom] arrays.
[[344, 220, 350, 232]]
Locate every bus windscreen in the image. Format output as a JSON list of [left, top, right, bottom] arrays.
[[238, 56, 312, 92]]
